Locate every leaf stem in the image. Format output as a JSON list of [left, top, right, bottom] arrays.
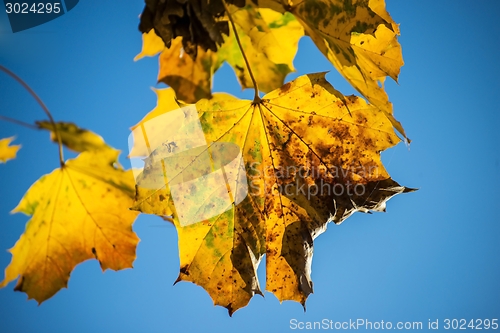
[[0, 65, 65, 166], [222, 1, 261, 103], [0, 115, 39, 130]]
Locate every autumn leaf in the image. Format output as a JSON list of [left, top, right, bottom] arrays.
[[217, 6, 303, 94], [0, 148, 139, 303], [131, 72, 413, 314], [159, 37, 219, 103], [0, 137, 21, 163], [136, 0, 407, 138], [138, 0, 235, 57], [286, 0, 407, 138], [136, 6, 303, 102], [36, 121, 115, 153], [135, 30, 219, 103]]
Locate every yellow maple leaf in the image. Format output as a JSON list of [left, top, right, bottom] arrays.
[[36, 121, 115, 153], [217, 6, 303, 94], [158, 37, 218, 103], [135, 31, 218, 103], [288, 0, 407, 138], [0, 148, 139, 303], [135, 0, 407, 138], [0, 137, 21, 163], [130, 72, 413, 314]]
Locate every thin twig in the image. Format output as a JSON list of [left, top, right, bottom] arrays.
[[0, 115, 39, 130], [0, 65, 64, 166], [222, 1, 261, 103]]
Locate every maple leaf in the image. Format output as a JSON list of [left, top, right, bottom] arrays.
[[0, 148, 139, 303], [135, 31, 219, 103], [130, 72, 413, 314], [36, 121, 115, 153], [216, 6, 303, 94], [0, 137, 21, 163], [158, 37, 219, 103], [137, 0, 407, 138], [286, 0, 407, 138], [135, 6, 303, 103]]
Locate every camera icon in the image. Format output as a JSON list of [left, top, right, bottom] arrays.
[[128, 105, 248, 226]]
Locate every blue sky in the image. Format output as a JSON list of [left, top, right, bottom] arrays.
[[1, 1, 499, 332]]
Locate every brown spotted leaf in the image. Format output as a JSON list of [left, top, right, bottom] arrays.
[[238, 0, 407, 138], [130, 72, 413, 314], [288, 0, 407, 138]]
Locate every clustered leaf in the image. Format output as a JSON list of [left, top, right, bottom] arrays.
[[0, 0, 413, 315], [137, 0, 408, 140], [136, 3, 303, 103], [129, 0, 414, 315]]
